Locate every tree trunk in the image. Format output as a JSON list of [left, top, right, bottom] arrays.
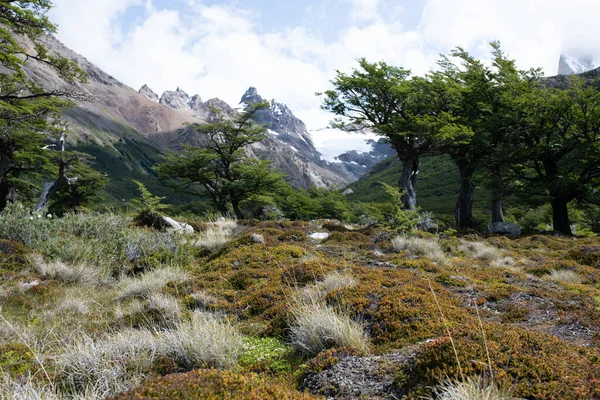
[[550, 196, 572, 235], [35, 160, 71, 211], [399, 155, 419, 210], [455, 164, 475, 229], [0, 183, 16, 211], [491, 191, 505, 224], [231, 199, 243, 220], [0, 148, 12, 185]]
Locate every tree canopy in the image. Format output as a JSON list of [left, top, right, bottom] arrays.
[[155, 103, 285, 219]]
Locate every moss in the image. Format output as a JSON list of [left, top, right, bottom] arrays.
[[500, 304, 530, 322], [0, 343, 39, 378], [303, 347, 362, 375], [0, 239, 28, 275], [278, 230, 307, 242], [113, 369, 319, 399], [405, 323, 600, 400], [568, 245, 600, 267]]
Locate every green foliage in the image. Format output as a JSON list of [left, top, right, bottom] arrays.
[[130, 181, 167, 228], [273, 183, 356, 222], [155, 103, 285, 219], [380, 182, 422, 233], [0, 0, 88, 209], [240, 337, 293, 374], [48, 154, 108, 215]]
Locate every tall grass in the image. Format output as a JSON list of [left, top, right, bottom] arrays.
[[195, 218, 239, 251], [392, 235, 447, 264]]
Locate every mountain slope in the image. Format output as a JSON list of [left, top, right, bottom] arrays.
[[17, 33, 358, 201]]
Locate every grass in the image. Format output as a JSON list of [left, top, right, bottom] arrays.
[[195, 218, 239, 251], [290, 301, 369, 357], [426, 376, 517, 400], [547, 269, 582, 284], [392, 235, 448, 264], [118, 266, 189, 300], [458, 239, 503, 261]]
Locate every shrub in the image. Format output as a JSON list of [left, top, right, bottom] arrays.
[[392, 235, 447, 264], [290, 302, 369, 356]]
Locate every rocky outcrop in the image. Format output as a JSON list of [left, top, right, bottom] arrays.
[[159, 87, 191, 111], [139, 84, 159, 102], [487, 222, 521, 236], [302, 346, 420, 399], [558, 54, 597, 75]]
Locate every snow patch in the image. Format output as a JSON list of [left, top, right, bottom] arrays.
[[267, 129, 280, 136]]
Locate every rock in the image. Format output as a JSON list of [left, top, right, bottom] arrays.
[[139, 84, 159, 102], [302, 347, 420, 399], [159, 87, 191, 111], [308, 232, 329, 240], [162, 216, 194, 234], [342, 188, 354, 195], [251, 233, 265, 244], [487, 222, 521, 236]]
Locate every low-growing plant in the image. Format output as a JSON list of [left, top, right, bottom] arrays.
[[118, 267, 189, 300], [392, 235, 448, 264], [547, 269, 582, 284], [290, 301, 369, 357]]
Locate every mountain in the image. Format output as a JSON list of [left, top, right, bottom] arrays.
[[16, 33, 363, 201], [558, 54, 598, 75]]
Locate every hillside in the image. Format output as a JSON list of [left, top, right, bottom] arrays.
[[1, 211, 599, 398]]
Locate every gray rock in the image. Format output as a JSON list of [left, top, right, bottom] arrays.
[[159, 87, 191, 111], [487, 222, 521, 236], [162, 216, 194, 234], [302, 347, 420, 399], [139, 84, 159, 102], [342, 188, 354, 195]]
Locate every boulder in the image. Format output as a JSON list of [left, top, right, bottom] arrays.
[[487, 222, 521, 236], [162, 216, 194, 234]]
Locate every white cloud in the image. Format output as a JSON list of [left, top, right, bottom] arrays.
[[348, 0, 382, 23], [48, 0, 600, 138]]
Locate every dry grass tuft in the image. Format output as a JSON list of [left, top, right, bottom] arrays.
[[196, 218, 239, 251], [299, 271, 357, 304], [392, 235, 447, 264], [548, 269, 582, 284], [290, 301, 369, 356], [118, 267, 188, 300], [31, 255, 101, 286], [459, 240, 503, 261], [427, 376, 517, 400]]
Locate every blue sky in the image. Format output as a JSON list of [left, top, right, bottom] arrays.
[[48, 0, 600, 136]]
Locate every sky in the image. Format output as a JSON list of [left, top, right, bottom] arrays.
[[48, 0, 600, 135]]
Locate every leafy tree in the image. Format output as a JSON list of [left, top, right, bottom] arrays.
[[48, 155, 108, 215], [155, 103, 285, 219], [129, 180, 167, 228], [506, 77, 600, 235], [436, 42, 541, 228], [321, 59, 469, 210], [0, 0, 87, 209]]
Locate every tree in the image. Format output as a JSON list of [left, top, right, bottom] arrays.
[[321, 59, 469, 210], [506, 77, 600, 235], [0, 0, 87, 209], [436, 43, 542, 229], [155, 103, 285, 219]]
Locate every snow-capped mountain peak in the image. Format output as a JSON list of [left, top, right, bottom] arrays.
[[558, 54, 598, 75]]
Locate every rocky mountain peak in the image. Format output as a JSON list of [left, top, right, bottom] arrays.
[[558, 54, 597, 75], [139, 84, 159, 102], [240, 86, 262, 104], [159, 88, 191, 111]]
